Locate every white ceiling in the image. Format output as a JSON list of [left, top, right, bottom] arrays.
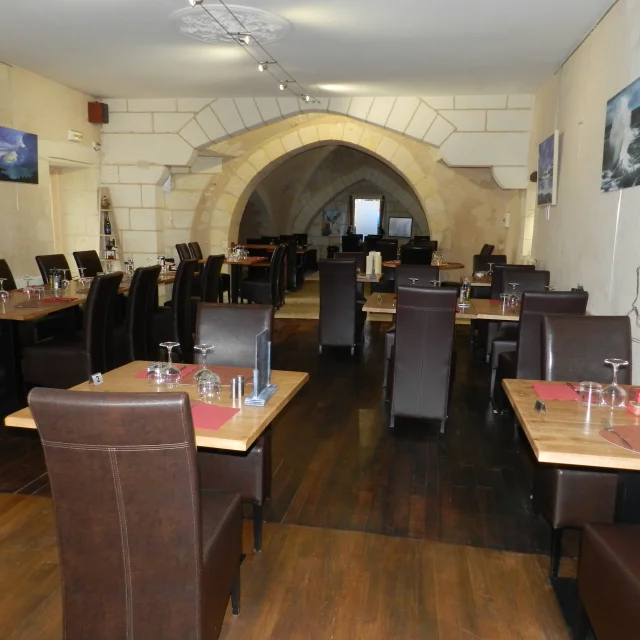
[[0, 0, 615, 98]]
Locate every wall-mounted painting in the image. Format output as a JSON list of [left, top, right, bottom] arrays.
[[321, 209, 345, 236], [537, 131, 559, 206], [602, 75, 640, 192], [0, 125, 39, 184]]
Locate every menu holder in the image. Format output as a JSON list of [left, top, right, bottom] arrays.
[[244, 329, 278, 407]]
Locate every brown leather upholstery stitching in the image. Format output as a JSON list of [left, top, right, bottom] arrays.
[[40, 441, 188, 451]]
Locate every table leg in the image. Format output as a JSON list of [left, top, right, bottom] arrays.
[[231, 264, 240, 304], [0, 319, 25, 410]]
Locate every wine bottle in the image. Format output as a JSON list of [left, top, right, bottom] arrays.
[[104, 212, 112, 235]]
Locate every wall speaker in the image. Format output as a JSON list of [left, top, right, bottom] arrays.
[[88, 101, 109, 124]]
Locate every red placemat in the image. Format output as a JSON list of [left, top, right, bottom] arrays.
[[191, 403, 240, 431], [134, 364, 199, 380], [599, 425, 640, 453], [532, 382, 578, 402]]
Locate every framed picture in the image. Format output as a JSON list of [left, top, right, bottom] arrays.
[[388, 217, 413, 238], [321, 209, 345, 236], [0, 125, 39, 184], [537, 131, 559, 206], [602, 75, 640, 192]]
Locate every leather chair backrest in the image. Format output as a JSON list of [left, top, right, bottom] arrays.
[[392, 286, 457, 421], [413, 235, 430, 242], [171, 258, 198, 361], [36, 253, 71, 284], [282, 240, 298, 290], [394, 265, 439, 293], [200, 254, 224, 303], [319, 259, 359, 347], [490, 263, 535, 299], [196, 303, 273, 368], [480, 244, 495, 255], [341, 235, 362, 252], [175, 243, 191, 261], [376, 239, 398, 262], [274, 244, 287, 306], [501, 269, 550, 296], [473, 253, 506, 273], [364, 235, 383, 253], [188, 241, 203, 260], [73, 250, 103, 278], [542, 315, 632, 384], [83, 271, 123, 376], [0, 258, 17, 290], [400, 245, 433, 265], [28, 388, 205, 640], [246, 237, 263, 245], [294, 233, 308, 246], [515, 291, 589, 380], [126, 265, 161, 361], [261, 236, 279, 245], [335, 251, 366, 272]]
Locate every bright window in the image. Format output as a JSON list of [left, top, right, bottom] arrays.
[[354, 198, 381, 237]]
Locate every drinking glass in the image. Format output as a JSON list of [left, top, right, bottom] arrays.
[[499, 292, 510, 308], [430, 279, 440, 288], [22, 275, 33, 295], [78, 268, 87, 287], [579, 381, 604, 407], [159, 341, 182, 387], [487, 262, 495, 275], [61, 269, 71, 290], [602, 359, 629, 408], [193, 343, 219, 384], [507, 282, 519, 306], [0, 278, 9, 301], [197, 377, 221, 404], [147, 361, 167, 385]]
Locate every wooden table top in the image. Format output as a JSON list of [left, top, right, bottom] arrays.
[[0, 274, 176, 322], [4, 361, 309, 452], [471, 298, 520, 321], [357, 273, 382, 283], [362, 293, 477, 322], [241, 244, 310, 255], [503, 379, 640, 471], [199, 257, 269, 267], [381, 261, 465, 271], [464, 276, 492, 287]]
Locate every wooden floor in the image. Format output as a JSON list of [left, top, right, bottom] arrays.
[[0, 493, 569, 640]]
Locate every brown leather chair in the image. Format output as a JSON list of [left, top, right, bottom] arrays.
[[535, 314, 630, 582], [319, 259, 366, 355], [341, 235, 362, 252], [153, 258, 198, 362], [400, 245, 433, 265], [196, 303, 274, 552], [376, 239, 398, 262], [22, 272, 123, 389], [493, 291, 588, 411], [388, 286, 457, 432], [575, 523, 640, 640], [200, 254, 224, 303], [335, 251, 366, 271], [413, 235, 430, 242], [35, 253, 71, 284], [188, 241, 204, 260], [0, 258, 17, 290], [489, 263, 535, 300], [281, 237, 305, 291], [480, 243, 495, 255], [73, 250, 103, 278], [29, 387, 242, 640], [240, 244, 286, 308], [383, 265, 440, 387], [123, 265, 161, 362], [175, 242, 191, 261]]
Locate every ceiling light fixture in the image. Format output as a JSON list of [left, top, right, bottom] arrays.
[[187, 0, 318, 104]]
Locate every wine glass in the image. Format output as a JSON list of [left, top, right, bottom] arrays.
[[61, 269, 71, 289], [487, 262, 495, 276], [22, 275, 32, 293], [430, 279, 440, 288], [545, 285, 556, 291], [78, 268, 87, 287], [0, 278, 9, 301], [602, 358, 629, 409], [508, 282, 519, 306], [159, 341, 181, 387], [193, 344, 218, 383]]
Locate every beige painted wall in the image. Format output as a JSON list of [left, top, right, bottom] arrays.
[[0, 64, 101, 279], [529, 0, 640, 379]]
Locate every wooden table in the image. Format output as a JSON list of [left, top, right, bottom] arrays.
[[200, 257, 270, 303], [4, 360, 309, 452], [471, 298, 520, 321], [363, 293, 477, 323], [463, 276, 491, 288], [382, 261, 465, 272], [503, 379, 640, 471], [357, 273, 382, 283]]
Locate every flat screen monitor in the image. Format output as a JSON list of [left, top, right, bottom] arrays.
[[388, 217, 413, 238]]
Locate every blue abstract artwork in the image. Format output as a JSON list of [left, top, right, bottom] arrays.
[[0, 125, 38, 184], [537, 132, 558, 206]]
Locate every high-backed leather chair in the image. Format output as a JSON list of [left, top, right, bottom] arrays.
[[196, 303, 274, 552], [22, 272, 123, 389], [35, 253, 71, 284], [388, 286, 457, 432], [240, 244, 286, 308], [383, 265, 440, 387], [261, 236, 279, 245], [29, 387, 242, 640], [341, 235, 362, 252], [489, 264, 535, 299], [0, 258, 17, 290], [188, 241, 204, 260], [364, 234, 383, 253], [319, 259, 365, 354], [535, 314, 630, 582], [376, 239, 398, 262], [335, 252, 367, 299], [153, 258, 198, 362], [200, 254, 224, 303], [281, 237, 305, 291], [492, 291, 588, 410], [413, 235, 430, 242], [175, 243, 191, 261], [480, 244, 495, 255], [400, 245, 432, 265], [575, 523, 640, 640], [73, 250, 103, 278], [294, 233, 308, 247], [473, 253, 506, 273]]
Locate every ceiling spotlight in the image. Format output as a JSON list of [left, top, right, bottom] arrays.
[[304, 94, 311, 103], [279, 81, 288, 91], [188, 0, 203, 6], [230, 32, 251, 45], [258, 62, 271, 72]]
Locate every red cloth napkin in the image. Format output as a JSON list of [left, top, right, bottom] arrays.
[[191, 403, 240, 431], [134, 364, 199, 379], [599, 425, 640, 453], [40, 297, 79, 303], [532, 382, 578, 402]]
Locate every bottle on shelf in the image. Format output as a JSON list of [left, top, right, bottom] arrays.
[[104, 211, 112, 235]]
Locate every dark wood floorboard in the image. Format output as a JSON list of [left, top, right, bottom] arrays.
[[0, 315, 554, 554]]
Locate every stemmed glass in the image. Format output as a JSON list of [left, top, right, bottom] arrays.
[[78, 268, 87, 288], [430, 279, 441, 288], [61, 269, 71, 290], [545, 285, 556, 291], [602, 358, 629, 409], [159, 341, 181, 387], [0, 278, 9, 301], [193, 344, 217, 382], [487, 262, 495, 276], [194, 343, 221, 402], [22, 275, 32, 293], [508, 282, 519, 306]]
